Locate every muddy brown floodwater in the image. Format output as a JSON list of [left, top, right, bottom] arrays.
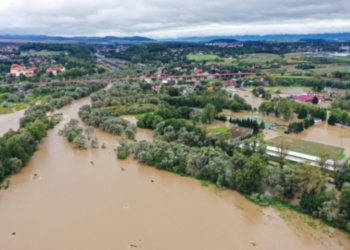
[[0, 109, 25, 137], [0, 97, 349, 250]]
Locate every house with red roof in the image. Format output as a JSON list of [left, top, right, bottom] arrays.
[[46, 66, 66, 76], [207, 86, 214, 92], [152, 85, 162, 93], [10, 64, 36, 77], [292, 93, 325, 103], [193, 68, 203, 74]]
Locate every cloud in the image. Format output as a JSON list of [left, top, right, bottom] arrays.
[[0, 0, 349, 38]]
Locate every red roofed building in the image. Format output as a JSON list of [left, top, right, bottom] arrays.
[[25, 67, 36, 77], [293, 94, 324, 103], [46, 66, 66, 76], [152, 85, 162, 93], [207, 86, 214, 92], [194, 68, 203, 74], [10, 64, 36, 77]]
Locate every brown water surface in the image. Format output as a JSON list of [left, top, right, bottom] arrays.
[[0, 97, 349, 250], [0, 110, 25, 136]]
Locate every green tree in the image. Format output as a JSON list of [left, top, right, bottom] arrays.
[[286, 162, 325, 195], [19, 73, 26, 82], [312, 96, 319, 105], [202, 103, 217, 124], [235, 154, 267, 194], [8, 157, 23, 174], [26, 120, 47, 141], [338, 187, 350, 231], [276, 139, 290, 169], [190, 110, 203, 125], [277, 98, 293, 121], [328, 114, 337, 125]]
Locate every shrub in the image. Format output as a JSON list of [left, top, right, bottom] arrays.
[[117, 149, 128, 159]]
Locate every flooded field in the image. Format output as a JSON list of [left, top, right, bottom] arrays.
[[0, 96, 349, 249], [233, 88, 265, 109], [265, 122, 350, 155], [224, 91, 350, 155]]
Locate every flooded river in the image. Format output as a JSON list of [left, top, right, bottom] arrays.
[[0, 97, 349, 250]]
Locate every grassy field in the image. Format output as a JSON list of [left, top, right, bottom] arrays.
[[273, 74, 313, 79], [240, 53, 282, 64], [187, 54, 220, 61], [283, 53, 308, 63], [0, 102, 27, 114], [267, 136, 345, 159], [187, 54, 236, 65], [211, 126, 229, 133], [310, 65, 350, 75], [327, 56, 350, 63], [22, 51, 61, 56]]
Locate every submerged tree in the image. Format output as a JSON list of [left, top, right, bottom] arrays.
[[84, 126, 95, 140], [58, 119, 83, 142], [72, 135, 87, 149], [90, 137, 99, 149]]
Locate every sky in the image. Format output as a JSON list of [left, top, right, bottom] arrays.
[[0, 0, 349, 38]]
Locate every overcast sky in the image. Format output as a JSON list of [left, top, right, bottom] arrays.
[[0, 0, 349, 38]]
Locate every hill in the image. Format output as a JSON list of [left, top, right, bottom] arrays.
[[207, 39, 239, 43], [161, 33, 350, 43], [0, 35, 155, 44]]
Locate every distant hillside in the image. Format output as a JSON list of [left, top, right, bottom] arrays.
[[0, 35, 155, 44], [161, 33, 350, 43], [207, 39, 239, 43], [298, 38, 329, 43]]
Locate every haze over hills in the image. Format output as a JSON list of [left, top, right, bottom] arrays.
[[0, 35, 155, 44], [0, 33, 350, 44], [161, 33, 350, 43]]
